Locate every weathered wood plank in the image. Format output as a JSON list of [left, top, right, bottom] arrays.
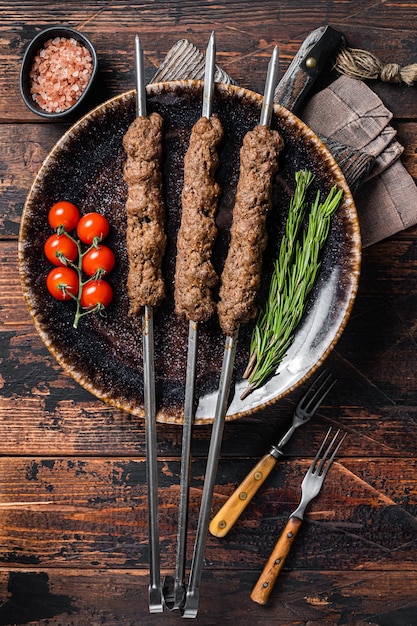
[[1, 374, 417, 457], [0, 567, 415, 626], [0, 457, 416, 571], [1, 3, 417, 122], [0, 125, 66, 237]]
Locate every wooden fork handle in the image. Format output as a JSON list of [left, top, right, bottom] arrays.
[[250, 516, 303, 605], [209, 453, 278, 538]]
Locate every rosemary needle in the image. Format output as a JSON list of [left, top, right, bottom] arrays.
[[241, 171, 343, 399]]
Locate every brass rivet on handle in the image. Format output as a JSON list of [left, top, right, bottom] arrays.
[[239, 492, 247, 500], [254, 471, 263, 481], [218, 520, 227, 529], [305, 56, 317, 69]]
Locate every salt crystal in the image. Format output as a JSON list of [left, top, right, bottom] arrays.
[[29, 35, 93, 113]]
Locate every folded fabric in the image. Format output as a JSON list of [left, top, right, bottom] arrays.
[[152, 39, 417, 248], [299, 75, 417, 246]]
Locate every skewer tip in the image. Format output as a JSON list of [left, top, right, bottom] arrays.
[[202, 31, 216, 119], [268, 45, 279, 78], [259, 44, 280, 127], [135, 34, 147, 117], [135, 34, 142, 56], [207, 31, 216, 56]]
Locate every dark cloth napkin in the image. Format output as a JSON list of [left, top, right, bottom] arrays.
[[300, 76, 417, 247], [152, 39, 417, 248]]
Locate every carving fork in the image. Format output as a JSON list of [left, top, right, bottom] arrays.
[[251, 427, 346, 605]]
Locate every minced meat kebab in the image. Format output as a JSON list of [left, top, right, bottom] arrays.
[[123, 112, 167, 314], [174, 115, 224, 322], [217, 124, 284, 337]]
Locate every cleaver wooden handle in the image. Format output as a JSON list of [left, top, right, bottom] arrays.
[[274, 25, 345, 113]]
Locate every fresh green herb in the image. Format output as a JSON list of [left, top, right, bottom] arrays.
[[241, 171, 343, 399]]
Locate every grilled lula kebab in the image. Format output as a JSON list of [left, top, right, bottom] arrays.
[[165, 31, 223, 611], [122, 35, 166, 614], [217, 123, 284, 336], [182, 46, 283, 618], [174, 32, 222, 322]]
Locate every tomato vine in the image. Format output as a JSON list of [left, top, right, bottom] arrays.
[[44, 202, 115, 328]]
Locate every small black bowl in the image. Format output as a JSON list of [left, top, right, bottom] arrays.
[[20, 26, 98, 119]]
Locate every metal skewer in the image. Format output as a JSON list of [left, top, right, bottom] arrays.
[[260, 45, 279, 127], [163, 31, 217, 612], [182, 45, 280, 619], [135, 35, 164, 614], [202, 31, 216, 119]]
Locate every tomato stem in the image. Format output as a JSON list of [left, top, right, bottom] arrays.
[[61, 230, 94, 329], [49, 220, 113, 329]]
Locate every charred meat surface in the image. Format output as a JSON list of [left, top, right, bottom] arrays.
[[174, 115, 224, 323], [123, 112, 166, 314], [218, 124, 284, 337]]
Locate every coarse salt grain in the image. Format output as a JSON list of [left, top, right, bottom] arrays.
[[29, 36, 93, 113]]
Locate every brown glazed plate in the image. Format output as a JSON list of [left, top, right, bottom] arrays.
[[19, 80, 361, 425]]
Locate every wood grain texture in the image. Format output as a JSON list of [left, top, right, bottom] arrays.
[[0, 455, 416, 571], [2, 2, 417, 121], [2, 1, 417, 623], [0, 567, 414, 625]]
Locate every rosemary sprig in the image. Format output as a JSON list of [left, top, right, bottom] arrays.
[[241, 172, 343, 400]]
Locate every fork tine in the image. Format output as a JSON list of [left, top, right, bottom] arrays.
[[298, 370, 337, 416], [314, 427, 347, 477], [311, 425, 333, 470]]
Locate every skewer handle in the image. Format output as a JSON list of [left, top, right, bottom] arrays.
[[168, 320, 198, 609], [250, 516, 302, 605], [182, 333, 238, 618], [274, 26, 344, 113], [143, 305, 163, 613], [209, 453, 278, 537]]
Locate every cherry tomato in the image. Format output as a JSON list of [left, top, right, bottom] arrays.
[[48, 201, 80, 232], [77, 213, 110, 244], [80, 279, 113, 309], [44, 233, 78, 266], [82, 244, 115, 277], [46, 267, 79, 301]]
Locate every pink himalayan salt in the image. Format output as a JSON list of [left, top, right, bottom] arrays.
[[29, 36, 93, 113]]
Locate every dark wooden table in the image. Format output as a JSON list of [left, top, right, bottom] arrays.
[[2, 2, 417, 624]]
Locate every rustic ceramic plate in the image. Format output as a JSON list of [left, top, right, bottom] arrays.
[[19, 80, 361, 424]]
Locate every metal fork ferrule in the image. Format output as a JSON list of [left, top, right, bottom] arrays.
[[269, 445, 285, 459]]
